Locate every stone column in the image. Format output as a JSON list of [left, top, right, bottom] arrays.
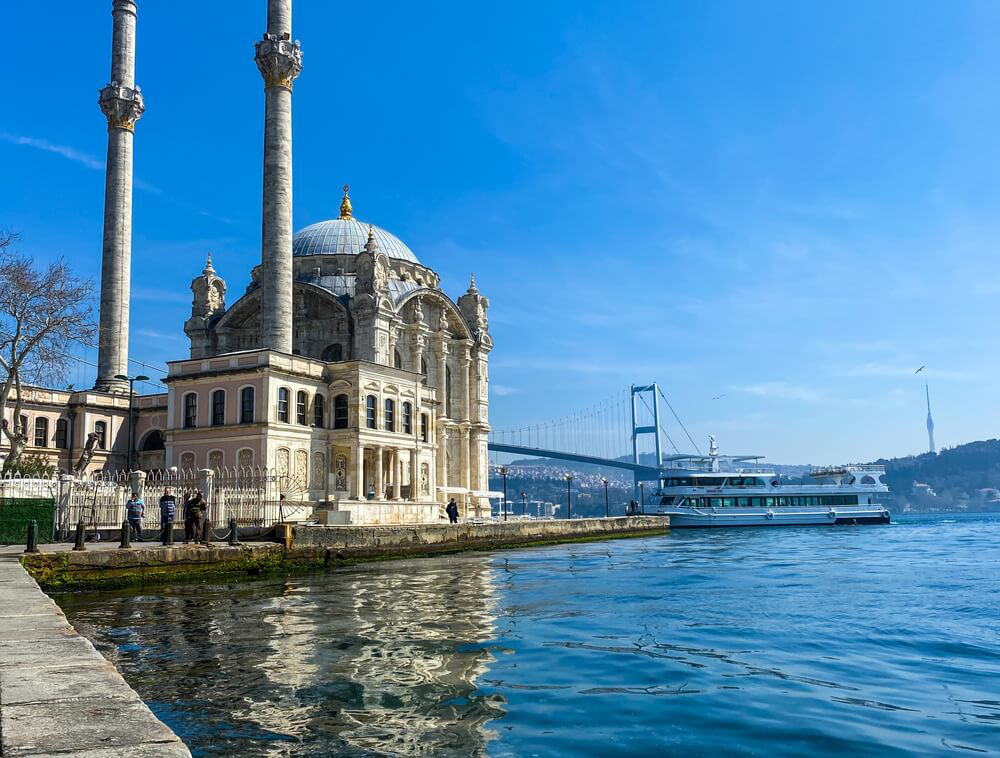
[[437, 427, 449, 501], [95, 0, 144, 393], [459, 428, 470, 492], [460, 345, 472, 421], [392, 450, 402, 500], [374, 445, 384, 500], [353, 444, 365, 499], [436, 340, 449, 418], [254, 0, 302, 354], [409, 449, 418, 501]]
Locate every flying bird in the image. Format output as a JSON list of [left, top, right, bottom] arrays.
[[915, 366, 925, 374], [712, 394, 726, 401]]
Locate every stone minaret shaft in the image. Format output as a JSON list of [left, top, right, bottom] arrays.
[[95, 0, 144, 392], [255, 0, 302, 353]]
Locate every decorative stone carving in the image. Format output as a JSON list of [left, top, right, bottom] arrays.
[[254, 34, 303, 91], [420, 462, 430, 496], [98, 81, 144, 132], [412, 297, 424, 326], [190, 254, 227, 319], [238, 449, 254, 469], [208, 450, 223, 470], [458, 273, 490, 334], [335, 453, 348, 491], [312, 451, 325, 489], [180, 452, 196, 471]]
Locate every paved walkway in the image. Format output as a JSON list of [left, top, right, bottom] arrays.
[[0, 552, 191, 757]]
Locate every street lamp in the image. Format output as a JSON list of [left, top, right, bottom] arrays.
[[520, 490, 526, 518], [601, 477, 610, 518], [638, 482, 645, 515], [565, 473, 573, 520], [114, 373, 149, 472], [499, 465, 509, 521]]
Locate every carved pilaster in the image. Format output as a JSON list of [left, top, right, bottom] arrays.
[[98, 82, 144, 132]]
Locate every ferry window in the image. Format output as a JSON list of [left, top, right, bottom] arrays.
[[765, 497, 774, 507], [711, 498, 722, 508], [791, 497, 800, 507], [778, 497, 787, 507], [738, 497, 748, 507], [750, 497, 762, 507], [701, 498, 710, 508], [723, 498, 733, 507]]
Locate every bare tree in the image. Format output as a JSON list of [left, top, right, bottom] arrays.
[[0, 231, 97, 473]]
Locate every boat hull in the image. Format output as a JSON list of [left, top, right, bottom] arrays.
[[658, 505, 890, 528]]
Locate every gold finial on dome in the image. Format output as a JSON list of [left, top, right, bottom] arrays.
[[203, 253, 215, 276], [339, 183, 353, 220]]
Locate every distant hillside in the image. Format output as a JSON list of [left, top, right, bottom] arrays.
[[874, 439, 1000, 512]]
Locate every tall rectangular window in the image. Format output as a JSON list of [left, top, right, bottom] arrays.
[[94, 421, 107, 449], [33, 418, 48, 448], [55, 419, 68, 449], [402, 402, 412, 435], [277, 388, 290, 423], [296, 391, 308, 425], [212, 389, 226, 426], [314, 395, 325, 427], [365, 395, 377, 429], [384, 399, 395, 432], [420, 413, 429, 443], [183, 393, 197, 429], [334, 394, 349, 429], [240, 387, 255, 423]]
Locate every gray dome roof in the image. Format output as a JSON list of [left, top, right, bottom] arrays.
[[292, 218, 418, 263]]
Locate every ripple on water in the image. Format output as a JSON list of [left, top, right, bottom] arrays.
[[58, 513, 1000, 757]]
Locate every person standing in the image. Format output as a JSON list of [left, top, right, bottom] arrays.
[[182, 491, 199, 543], [190, 489, 207, 543], [446, 498, 459, 524], [159, 487, 177, 543], [125, 491, 144, 542]]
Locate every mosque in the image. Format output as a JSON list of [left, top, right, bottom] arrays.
[[2, 0, 495, 523]]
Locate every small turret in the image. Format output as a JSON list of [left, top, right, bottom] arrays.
[[184, 253, 227, 358], [458, 272, 489, 335]]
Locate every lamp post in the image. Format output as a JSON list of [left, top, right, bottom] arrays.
[[499, 465, 509, 521], [565, 473, 573, 520], [639, 482, 645, 515], [520, 490, 526, 518], [114, 373, 149, 472], [602, 477, 610, 518]]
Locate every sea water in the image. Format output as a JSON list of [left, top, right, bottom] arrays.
[[59, 512, 1000, 756]]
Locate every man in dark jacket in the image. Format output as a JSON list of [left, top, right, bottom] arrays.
[[446, 498, 459, 524], [159, 488, 177, 543], [183, 490, 207, 543]]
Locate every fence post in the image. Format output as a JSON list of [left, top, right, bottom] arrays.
[[73, 520, 86, 551], [130, 470, 147, 501], [57, 474, 75, 540], [119, 519, 131, 549], [25, 520, 39, 554], [198, 468, 217, 522]]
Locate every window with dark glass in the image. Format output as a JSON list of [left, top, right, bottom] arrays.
[[384, 399, 395, 432], [95, 421, 107, 449], [240, 387, 255, 423], [402, 402, 412, 435], [277, 387, 289, 423], [394, 350, 403, 369], [322, 343, 343, 362], [420, 358, 428, 385], [334, 394, 349, 429], [365, 395, 377, 429], [211, 389, 226, 426], [420, 413, 428, 443], [33, 417, 48, 447], [296, 391, 308, 425], [183, 393, 197, 428], [55, 419, 68, 449], [314, 394, 325, 427]]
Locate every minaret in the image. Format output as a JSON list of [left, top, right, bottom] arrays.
[[254, 0, 302, 354], [94, 0, 144, 392], [926, 384, 936, 454]]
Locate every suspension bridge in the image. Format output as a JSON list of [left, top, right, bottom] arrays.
[[487, 383, 703, 497]]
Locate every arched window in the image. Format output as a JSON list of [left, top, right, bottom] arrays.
[[394, 350, 403, 369], [33, 417, 48, 448], [211, 389, 226, 426], [296, 390, 308, 425], [420, 413, 429, 443], [55, 419, 68, 450], [402, 402, 412, 435], [183, 393, 197, 428], [365, 395, 377, 429], [384, 399, 395, 432], [277, 387, 290, 423], [240, 386, 255, 424], [139, 429, 164, 451], [322, 343, 343, 362], [94, 421, 107, 449], [334, 394, 349, 429], [445, 366, 453, 418], [314, 394, 325, 427]]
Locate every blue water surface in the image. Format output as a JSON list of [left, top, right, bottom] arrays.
[[59, 513, 1000, 756]]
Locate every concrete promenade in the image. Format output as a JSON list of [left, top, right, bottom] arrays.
[[0, 553, 191, 757]]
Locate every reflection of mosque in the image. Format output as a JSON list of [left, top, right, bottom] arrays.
[[77, 557, 505, 756]]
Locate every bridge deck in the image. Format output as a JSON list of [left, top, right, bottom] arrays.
[[487, 443, 661, 479]]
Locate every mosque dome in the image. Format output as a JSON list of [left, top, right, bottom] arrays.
[[292, 185, 418, 263]]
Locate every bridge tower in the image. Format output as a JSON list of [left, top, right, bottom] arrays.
[[631, 383, 663, 502]]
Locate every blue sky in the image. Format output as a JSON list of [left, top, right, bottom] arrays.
[[4, 1, 1000, 464]]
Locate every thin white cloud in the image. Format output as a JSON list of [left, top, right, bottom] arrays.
[[0, 132, 104, 170], [492, 384, 519, 396], [731, 381, 824, 404]]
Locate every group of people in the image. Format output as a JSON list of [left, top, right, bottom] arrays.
[[123, 488, 210, 543]]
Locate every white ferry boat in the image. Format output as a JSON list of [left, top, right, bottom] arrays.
[[651, 438, 890, 528]]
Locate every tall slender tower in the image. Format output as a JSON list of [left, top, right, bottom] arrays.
[[926, 384, 936, 454], [255, 0, 302, 353], [94, 0, 144, 392]]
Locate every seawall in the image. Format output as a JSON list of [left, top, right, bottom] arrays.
[[17, 517, 669, 591], [0, 555, 191, 756]]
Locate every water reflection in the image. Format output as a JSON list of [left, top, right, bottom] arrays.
[[61, 556, 504, 757]]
